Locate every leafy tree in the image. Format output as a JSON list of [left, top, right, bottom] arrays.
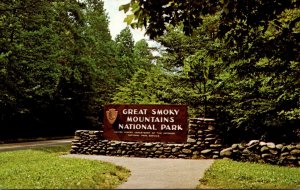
[[82, 0, 118, 107], [133, 39, 153, 70], [114, 27, 135, 84], [152, 15, 224, 117], [120, 0, 300, 142], [113, 66, 173, 104], [0, 0, 66, 137], [119, 0, 220, 38], [218, 7, 300, 142], [0, 0, 116, 139]]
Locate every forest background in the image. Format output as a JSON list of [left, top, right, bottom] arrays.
[[0, 0, 299, 144]]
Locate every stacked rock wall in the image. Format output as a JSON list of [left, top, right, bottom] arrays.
[[70, 118, 299, 167], [220, 140, 300, 167], [70, 118, 225, 159]]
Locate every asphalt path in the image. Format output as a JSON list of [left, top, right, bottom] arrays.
[[0, 138, 73, 152], [64, 154, 214, 189]]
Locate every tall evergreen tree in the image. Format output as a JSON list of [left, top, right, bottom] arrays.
[[114, 27, 135, 83], [133, 39, 153, 70]]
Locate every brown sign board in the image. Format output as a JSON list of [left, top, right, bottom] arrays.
[[103, 104, 188, 143]]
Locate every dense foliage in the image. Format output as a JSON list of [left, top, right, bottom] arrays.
[[118, 0, 300, 143], [0, 0, 144, 140], [1, 0, 299, 143]]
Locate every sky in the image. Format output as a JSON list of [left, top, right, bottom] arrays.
[[102, 0, 148, 43]]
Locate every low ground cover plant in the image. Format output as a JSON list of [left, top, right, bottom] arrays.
[[0, 145, 130, 189], [198, 159, 300, 189]]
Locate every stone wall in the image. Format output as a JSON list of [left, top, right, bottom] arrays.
[[70, 118, 225, 159], [220, 140, 300, 167], [70, 118, 300, 167]]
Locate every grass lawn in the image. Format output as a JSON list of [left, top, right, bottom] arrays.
[[0, 145, 130, 189], [198, 159, 300, 189]]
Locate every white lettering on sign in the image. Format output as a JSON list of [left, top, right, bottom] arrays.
[[151, 109, 180, 115], [119, 123, 157, 130], [120, 109, 183, 131], [103, 104, 187, 143], [122, 109, 148, 115], [122, 108, 180, 116], [161, 124, 183, 130], [126, 116, 175, 123]]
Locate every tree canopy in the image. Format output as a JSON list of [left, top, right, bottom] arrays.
[[1, 0, 299, 143], [0, 0, 151, 140], [118, 0, 300, 143]]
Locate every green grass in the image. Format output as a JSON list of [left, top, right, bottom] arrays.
[[198, 159, 300, 189], [0, 145, 130, 189]]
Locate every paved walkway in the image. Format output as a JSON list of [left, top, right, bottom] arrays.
[[0, 138, 73, 152], [64, 154, 214, 189]]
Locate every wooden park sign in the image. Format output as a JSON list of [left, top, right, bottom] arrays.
[[103, 104, 188, 143]]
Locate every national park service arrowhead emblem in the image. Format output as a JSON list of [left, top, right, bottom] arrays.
[[106, 108, 118, 125]]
